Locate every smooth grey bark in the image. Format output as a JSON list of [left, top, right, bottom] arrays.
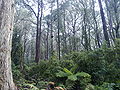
[[0, 0, 16, 89]]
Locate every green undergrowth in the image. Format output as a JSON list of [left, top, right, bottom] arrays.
[[12, 40, 120, 90]]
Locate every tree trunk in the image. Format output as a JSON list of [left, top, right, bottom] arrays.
[[57, 0, 60, 60], [0, 0, 16, 89], [73, 20, 76, 51], [35, 0, 43, 63], [46, 21, 50, 60], [105, 0, 115, 45], [98, 0, 110, 47], [50, 2, 54, 58], [35, 0, 40, 63], [62, 7, 67, 55], [83, 9, 89, 51], [92, 0, 101, 48], [113, 0, 120, 38]]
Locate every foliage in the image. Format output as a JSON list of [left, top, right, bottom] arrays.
[[95, 82, 120, 90], [64, 45, 120, 85], [12, 43, 120, 89], [56, 68, 91, 90], [85, 83, 95, 90], [59, 60, 74, 70], [12, 28, 24, 65], [36, 81, 48, 89], [12, 63, 24, 82], [19, 83, 39, 90]]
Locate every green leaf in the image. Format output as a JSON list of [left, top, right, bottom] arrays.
[[63, 68, 73, 75], [56, 71, 68, 77], [68, 75, 77, 81], [70, 64, 78, 73], [23, 84, 39, 90], [75, 72, 91, 78]]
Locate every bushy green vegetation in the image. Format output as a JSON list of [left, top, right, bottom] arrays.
[[12, 41, 120, 90]]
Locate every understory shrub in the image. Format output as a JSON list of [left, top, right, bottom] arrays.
[[12, 41, 120, 89]]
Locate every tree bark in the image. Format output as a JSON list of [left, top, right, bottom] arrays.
[[50, 2, 54, 58], [98, 0, 110, 47], [92, 0, 101, 48], [105, 0, 115, 45], [35, 0, 43, 63], [83, 9, 89, 51], [46, 21, 50, 60], [0, 0, 16, 89], [113, 0, 120, 38], [62, 7, 67, 54], [57, 0, 60, 60]]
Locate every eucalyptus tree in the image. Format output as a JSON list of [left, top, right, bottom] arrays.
[[91, 0, 101, 48], [70, 0, 93, 50], [44, 0, 56, 59], [23, 0, 43, 63], [62, 0, 82, 52], [0, 0, 17, 89], [49, 0, 55, 58], [12, 4, 35, 70], [98, 0, 110, 47], [67, 9, 81, 51], [57, 0, 61, 60], [104, 0, 115, 44], [110, 0, 120, 39], [79, 0, 91, 50], [60, 0, 69, 55], [105, 0, 120, 40]]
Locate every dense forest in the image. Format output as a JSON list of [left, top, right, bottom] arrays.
[[0, 0, 120, 90]]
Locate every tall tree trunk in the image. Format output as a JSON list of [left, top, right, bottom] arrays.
[[63, 8, 67, 54], [57, 0, 60, 60], [50, 3, 53, 58], [113, 0, 120, 38], [0, 0, 16, 89], [83, 9, 89, 50], [72, 20, 76, 51], [46, 21, 50, 60], [35, 0, 43, 63], [98, 0, 110, 47], [35, 0, 40, 63], [38, 0, 43, 61], [92, 0, 101, 48], [105, 0, 115, 45]]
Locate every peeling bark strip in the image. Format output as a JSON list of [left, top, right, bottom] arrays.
[[0, 0, 16, 90]]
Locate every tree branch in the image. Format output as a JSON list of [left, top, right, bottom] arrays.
[[23, 0, 37, 18]]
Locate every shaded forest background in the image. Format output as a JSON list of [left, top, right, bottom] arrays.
[[12, 0, 120, 90]]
